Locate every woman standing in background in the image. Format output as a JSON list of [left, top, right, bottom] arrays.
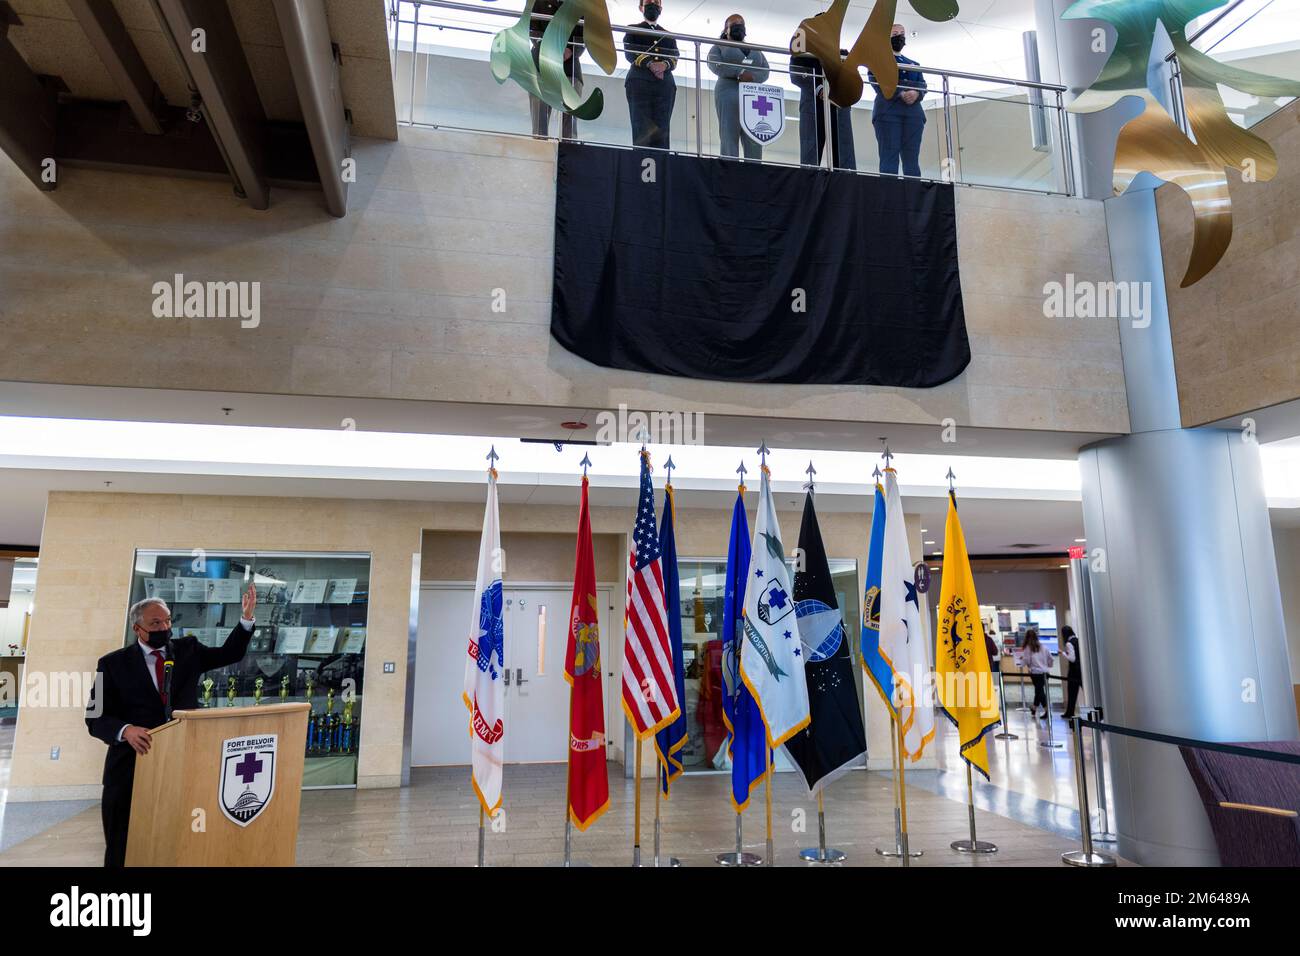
[[708, 14, 770, 160], [1018, 628, 1054, 720]]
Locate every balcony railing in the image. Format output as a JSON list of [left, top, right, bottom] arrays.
[[387, 0, 1078, 197]]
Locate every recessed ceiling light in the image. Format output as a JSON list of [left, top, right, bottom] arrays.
[[924, 540, 936, 545], [561, 421, 588, 430], [1074, 538, 1086, 543], [1058, 564, 1069, 569]]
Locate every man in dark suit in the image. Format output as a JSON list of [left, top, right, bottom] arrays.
[[86, 587, 257, 867]]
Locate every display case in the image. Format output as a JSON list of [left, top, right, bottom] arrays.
[[126, 550, 370, 788]]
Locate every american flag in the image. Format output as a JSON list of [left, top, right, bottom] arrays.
[[622, 451, 681, 738]]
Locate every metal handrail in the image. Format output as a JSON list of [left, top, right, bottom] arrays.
[[399, 0, 1068, 95], [392, 0, 1075, 196]]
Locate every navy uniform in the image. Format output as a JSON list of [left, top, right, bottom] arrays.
[[624, 9, 679, 150], [869, 39, 927, 177]]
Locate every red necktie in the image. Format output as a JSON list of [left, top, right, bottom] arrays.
[[153, 650, 166, 702]]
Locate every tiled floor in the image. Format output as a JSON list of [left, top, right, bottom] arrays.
[[0, 713, 1126, 867]]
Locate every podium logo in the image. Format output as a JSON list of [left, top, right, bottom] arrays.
[[219, 733, 277, 827], [49, 887, 151, 936]]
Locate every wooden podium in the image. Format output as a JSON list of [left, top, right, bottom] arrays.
[[126, 702, 310, 866]]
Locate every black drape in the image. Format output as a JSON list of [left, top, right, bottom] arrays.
[[551, 142, 970, 387]]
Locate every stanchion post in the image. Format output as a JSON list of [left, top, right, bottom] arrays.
[[1039, 675, 1063, 749], [1088, 707, 1117, 842], [1062, 716, 1117, 867], [764, 765, 774, 866], [994, 667, 1018, 740]]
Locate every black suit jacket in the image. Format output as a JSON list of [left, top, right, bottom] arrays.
[[85, 624, 254, 787]]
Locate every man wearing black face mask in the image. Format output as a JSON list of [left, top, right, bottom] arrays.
[[86, 588, 256, 866], [868, 24, 927, 176], [624, 0, 679, 150]]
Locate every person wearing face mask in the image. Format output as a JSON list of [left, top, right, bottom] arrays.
[[529, 0, 587, 140], [868, 24, 927, 176], [708, 14, 770, 160], [789, 26, 857, 170], [624, 0, 679, 150], [86, 588, 257, 867]]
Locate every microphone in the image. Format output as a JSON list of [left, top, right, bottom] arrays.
[[162, 650, 175, 722]]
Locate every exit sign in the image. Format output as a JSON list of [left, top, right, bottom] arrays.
[[1067, 546, 1086, 560]]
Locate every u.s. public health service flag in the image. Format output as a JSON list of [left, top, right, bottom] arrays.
[[739, 465, 810, 748], [463, 467, 505, 814], [936, 490, 1000, 777]]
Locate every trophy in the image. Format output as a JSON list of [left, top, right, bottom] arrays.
[[280, 675, 289, 703], [321, 687, 336, 753], [201, 677, 214, 708], [253, 676, 264, 706], [305, 674, 316, 752], [226, 675, 237, 706], [342, 692, 355, 753]]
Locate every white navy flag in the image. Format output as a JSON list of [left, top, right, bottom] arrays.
[[879, 468, 934, 761], [463, 468, 505, 814], [739, 465, 809, 747]]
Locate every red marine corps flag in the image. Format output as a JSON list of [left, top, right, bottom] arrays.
[[565, 468, 609, 830]]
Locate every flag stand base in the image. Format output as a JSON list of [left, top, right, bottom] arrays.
[[950, 839, 998, 854], [1062, 849, 1116, 867], [715, 851, 762, 866], [799, 847, 845, 863], [875, 845, 923, 858]]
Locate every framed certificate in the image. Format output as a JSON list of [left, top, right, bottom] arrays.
[[339, 627, 367, 655], [306, 627, 339, 654], [325, 578, 357, 604], [274, 626, 309, 654], [144, 578, 175, 601], [290, 579, 328, 604]]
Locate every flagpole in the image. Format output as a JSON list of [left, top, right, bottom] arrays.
[[951, 761, 998, 853], [715, 463, 763, 868], [764, 762, 774, 866], [896, 717, 912, 867], [653, 769, 661, 866], [560, 453, 595, 869], [633, 739, 643, 866], [477, 806, 485, 867]]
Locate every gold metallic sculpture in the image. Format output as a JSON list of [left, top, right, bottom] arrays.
[[1064, 0, 1300, 286], [491, 0, 617, 120], [794, 0, 958, 109]]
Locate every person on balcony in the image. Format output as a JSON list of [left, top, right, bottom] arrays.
[[790, 28, 856, 170], [529, 0, 585, 140], [869, 23, 927, 177], [624, 0, 679, 150], [708, 14, 770, 161]]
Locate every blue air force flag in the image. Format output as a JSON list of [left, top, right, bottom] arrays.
[[740, 83, 786, 145], [463, 468, 505, 814], [722, 484, 770, 810], [879, 468, 935, 762], [739, 465, 810, 748]]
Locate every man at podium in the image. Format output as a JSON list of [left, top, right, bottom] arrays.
[[86, 587, 258, 867]]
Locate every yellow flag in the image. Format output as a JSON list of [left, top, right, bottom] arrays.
[[936, 491, 1000, 777]]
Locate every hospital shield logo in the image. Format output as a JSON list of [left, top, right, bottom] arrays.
[[740, 82, 786, 146], [219, 734, 277, 827]]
